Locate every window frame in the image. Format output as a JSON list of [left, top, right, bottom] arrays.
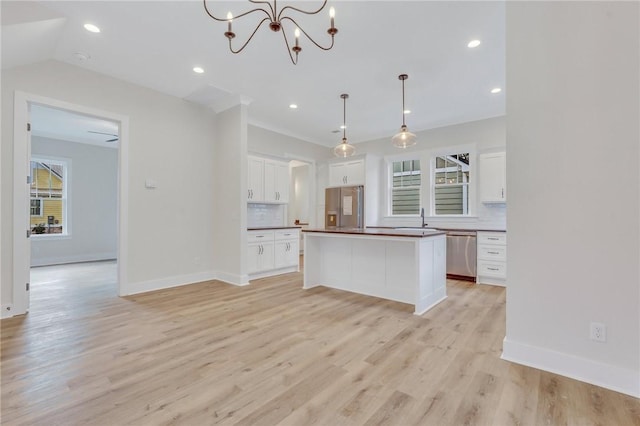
[[430, 148, 475, 217], [386, 154, 423, 217], [30, 155, 72, 238], [30, 198, 43, 217]]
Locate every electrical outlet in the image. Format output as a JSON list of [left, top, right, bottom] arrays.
[[590, 322, 606, 342]]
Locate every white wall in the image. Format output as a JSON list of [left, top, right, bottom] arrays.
[[354, 116, 506, 229], [289, 165, 310, 224], [2, 60, 218, 303], [248, 125, 332, 161], [31, 136, 117, 266], [213, 104, 248, 285], [504, 2, 639, 397]]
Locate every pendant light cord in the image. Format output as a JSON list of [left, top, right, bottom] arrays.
[[401, 77, 406, 127], [343, 95, 347, 141]]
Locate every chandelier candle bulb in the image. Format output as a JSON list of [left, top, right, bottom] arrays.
[[295, 28, 300, 47], [330, 7, 335, 29], [227, 12, 232, 32]]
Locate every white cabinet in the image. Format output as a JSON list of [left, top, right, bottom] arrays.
[[274, 230, 299, 269], [247, 230, 275, 274], [247, 229, 300, 278], [329, 159, 365, 187], [248, 156, 265, 202], [247, 156, 289, 203], [477, 231, 507, 286], [479, 152, 506, 203], [264, 160, 289, 203]]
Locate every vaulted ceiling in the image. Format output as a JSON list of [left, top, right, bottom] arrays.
[[2, 1, 505, 147]]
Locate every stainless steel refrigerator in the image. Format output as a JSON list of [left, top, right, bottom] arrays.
[[325, 185, 364, 228]]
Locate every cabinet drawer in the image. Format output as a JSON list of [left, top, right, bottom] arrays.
[[247, 231, 274, 243], [275, 229, 299, 241], [478, 261, 507, 278], [478, 245, 506, 261], [477, 232, 506, 245]]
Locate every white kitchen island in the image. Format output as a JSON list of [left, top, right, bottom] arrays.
[[302, 228, 447, 315]]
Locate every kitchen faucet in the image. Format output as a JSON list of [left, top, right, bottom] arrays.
[[421, 208, 428, 228]]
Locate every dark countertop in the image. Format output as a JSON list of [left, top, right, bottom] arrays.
[[368, 226, 507, 233], [302, 227, 446, 238], [248, 226, 302, 231]]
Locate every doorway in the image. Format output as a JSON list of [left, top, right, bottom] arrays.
[[11, 92, 129, 317]]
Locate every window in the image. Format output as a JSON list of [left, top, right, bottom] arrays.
[[30, 157, 68, 235], [433, 153, 470, 215], [390, 159, 421, 215]]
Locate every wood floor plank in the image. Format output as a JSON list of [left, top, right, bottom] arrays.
[[2, 261, 638, 426]]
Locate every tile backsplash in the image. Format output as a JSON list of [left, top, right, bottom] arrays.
[[247, 203, 285, 228]]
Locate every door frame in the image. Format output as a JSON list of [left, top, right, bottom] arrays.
[[12, 91, 129, 315]]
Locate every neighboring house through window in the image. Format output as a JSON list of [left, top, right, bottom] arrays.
[[30, 157, 69, 235], [432, 152, 470, 215], [389, 159, 421, 215]]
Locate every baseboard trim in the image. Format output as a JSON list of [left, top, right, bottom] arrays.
[[502, 337, 640, 398], [123, 270, 218, 296], [1, 304, 15, 319], [216, 271, 250, 287], [31, 253, 117, 267]]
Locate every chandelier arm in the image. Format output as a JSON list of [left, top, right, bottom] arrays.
[[281, 17, 335, 51], [248, 0, 275, 18], [229, 17, 272, 54], [281, 27, 299, 65], [203, 0, 272, 22], [277, 0, 327, 21]]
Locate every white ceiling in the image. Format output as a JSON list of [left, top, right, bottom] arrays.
[[30, 103, 120, 148], [1, 1, 505, 148]]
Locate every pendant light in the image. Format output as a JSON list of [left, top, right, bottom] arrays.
[[333, 94, 356, 157], [392, 74, 417, 149]]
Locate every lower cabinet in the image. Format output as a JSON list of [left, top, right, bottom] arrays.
[[476, 231, 507, 286], [248, 229, 300, 279]]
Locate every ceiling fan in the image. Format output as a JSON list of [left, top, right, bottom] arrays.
[[88, 130, 119, 142]]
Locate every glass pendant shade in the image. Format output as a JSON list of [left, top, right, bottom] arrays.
[[392, 125, 417, 149], [334, 138, 356, 157], [333, 93, 356, 157], [392, 74, 417, 149]]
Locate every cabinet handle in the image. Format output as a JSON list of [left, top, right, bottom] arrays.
[[286, 242, 289, 251], [488, 237, 499, 241], [256, 235, 264, 238], [501, 188, 504, 198], [488, 267, 499, 271], [283, 233, 291, 236], [488, 251, 500, 255], [250, 189, 253, 199], [248, 189, 251, 199]]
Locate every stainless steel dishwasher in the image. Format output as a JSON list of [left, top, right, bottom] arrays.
[[445, 230, 477, 281]]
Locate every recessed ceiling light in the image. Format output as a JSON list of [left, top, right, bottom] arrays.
[[467, 39, 481, 48], [84, 23, 100, 33], [491, 87, 502, 94], [289, 104, 298, 109], [403, 109, 411, 114], [193, 67, 204, 74]]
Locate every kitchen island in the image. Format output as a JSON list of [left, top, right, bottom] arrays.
[[302, 228, 447, 315]]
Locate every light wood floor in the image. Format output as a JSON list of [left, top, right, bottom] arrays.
[[1, 261, 638, 425]]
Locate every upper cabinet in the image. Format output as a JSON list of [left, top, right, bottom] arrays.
[[248, 156, 265, 202], [329, 159, 365, 187], [479, 152, 506, 203], [247, 155, 289, 204], [264, 159, 289, 203]]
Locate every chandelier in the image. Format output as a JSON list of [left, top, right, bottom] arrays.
[[203, 0, 338, 65], [392, 74, 417, 148], [333, 94, 356, 157]]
